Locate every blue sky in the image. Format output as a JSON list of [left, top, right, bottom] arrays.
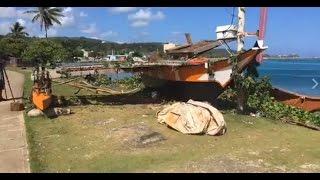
[[0, 7, 320, 57]]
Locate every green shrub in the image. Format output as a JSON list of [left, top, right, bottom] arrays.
[[220, 75, 320, 127]]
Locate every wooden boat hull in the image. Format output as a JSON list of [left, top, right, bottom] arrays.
[[32, 91, 52, 111], [272, 88, 320, 112], [136, 48, 264, 88], [141, 76, 225, 103]]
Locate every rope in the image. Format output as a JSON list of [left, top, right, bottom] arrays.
[[224, 7, 236, 32]]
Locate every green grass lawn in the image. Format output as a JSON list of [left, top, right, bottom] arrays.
[[25, 105, 320, 172], [11, 67, 320, 172]]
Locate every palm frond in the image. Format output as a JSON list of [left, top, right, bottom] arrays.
[[24, 10, 39, 14], [32, 14, 40, 22], [25, 7, 65, 38]]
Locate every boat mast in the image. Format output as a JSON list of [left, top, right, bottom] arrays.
[[237, 7, 245, 53]]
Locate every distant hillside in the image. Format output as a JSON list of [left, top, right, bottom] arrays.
[[0, 35, 164, 54], [46, 36, 164, 54], [0, 35, 236, 57], [263, 53, 300, 60]]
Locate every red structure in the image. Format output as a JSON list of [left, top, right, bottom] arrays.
[[256, 7, 268, 63]]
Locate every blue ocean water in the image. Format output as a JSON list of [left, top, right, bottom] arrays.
[[258, 59, 320, 96]]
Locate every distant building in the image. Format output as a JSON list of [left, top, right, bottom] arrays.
[[81, 49, 92, 58], [133, 57, 147, 62], [104, 49, 129, 61], [104, 55, 128, 61]]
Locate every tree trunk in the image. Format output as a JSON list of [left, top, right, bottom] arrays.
[[236, 87, 246, 113], [45, 29, 48, 39]]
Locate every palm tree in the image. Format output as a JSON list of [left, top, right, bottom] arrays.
[[7, 22, 29, 38], [25, 7, 64, 38]]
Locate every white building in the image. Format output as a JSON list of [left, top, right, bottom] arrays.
[[104, 55, 128, 61], [81, 49, 92, 58]]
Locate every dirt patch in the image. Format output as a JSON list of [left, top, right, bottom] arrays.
[[298, 163, 320, 172], [81, 118, 116, 127], [110, 123, 166, 148]]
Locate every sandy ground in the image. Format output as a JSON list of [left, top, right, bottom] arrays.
[[0, 70, 30, 173]]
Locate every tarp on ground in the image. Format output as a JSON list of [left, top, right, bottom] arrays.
[[157, 99, 226, 136]]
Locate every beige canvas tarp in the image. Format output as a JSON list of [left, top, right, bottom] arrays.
[[157, 99, 226, 136]]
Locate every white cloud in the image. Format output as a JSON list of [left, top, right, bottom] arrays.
[[128, 9, 151, 21], [130, 20, 149, 27], [79, 11, 88, 17], [115, 41, 125, 44], [60, 15, 75, 27], [110, 7, 137, 13], [0, 7, 39, 20], [47, 28, 58, 37], [17, 18, 26, 26], [16, 9, 35, 20], [58, 7, 75, 27], [64, 7, 73, 13], [128, 8, 165, 28], [0, 22, 11, 35], [100, 30, 118, 37], [81, 23, 97, 34], [153, 11, 165, 20], [128, 9, 165, 21], [0, 7, 17, 18]]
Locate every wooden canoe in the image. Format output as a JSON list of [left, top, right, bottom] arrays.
[[272, 87, 320, 112]]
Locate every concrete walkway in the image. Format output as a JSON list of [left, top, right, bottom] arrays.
[[0, 70, 30, 173]]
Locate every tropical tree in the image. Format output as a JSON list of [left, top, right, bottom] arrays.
[[24, 7, 64, 38], [7, 22, 29, 38], [131, 51, 143, 57], [230, 55, 260, 113], [22, 39, 68, 67], [0, 37, 28, 59]]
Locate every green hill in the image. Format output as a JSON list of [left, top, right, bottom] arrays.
[[46, 36, 164, 54]]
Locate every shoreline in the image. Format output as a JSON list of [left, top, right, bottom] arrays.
[[263, 58, 320, 60]]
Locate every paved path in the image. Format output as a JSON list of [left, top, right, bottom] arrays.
[[0, 70, 30, 173]]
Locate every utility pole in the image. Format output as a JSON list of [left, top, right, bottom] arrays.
[[237, 7, 245, 53]]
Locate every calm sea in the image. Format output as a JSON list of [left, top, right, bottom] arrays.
[[258, 59, 320, 96]]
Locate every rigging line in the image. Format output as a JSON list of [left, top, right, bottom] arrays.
[[221, 7, 236, 39], [222, 7, 236, 39], [226, 7, 236, 31], [224, 7, 236, 19]]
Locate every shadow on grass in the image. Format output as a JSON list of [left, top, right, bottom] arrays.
[[55, 85, 237, 110]]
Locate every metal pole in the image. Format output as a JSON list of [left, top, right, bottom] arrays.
[[237, 7, 246, 53], [3, 68, 15, 102], [4, 74, 7, 99]]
